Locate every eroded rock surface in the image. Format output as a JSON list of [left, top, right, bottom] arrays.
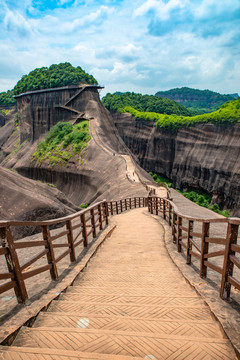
[[114, 112, 240, 216]]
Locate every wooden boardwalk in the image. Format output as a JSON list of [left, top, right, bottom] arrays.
[[0, 208, 237, 359]]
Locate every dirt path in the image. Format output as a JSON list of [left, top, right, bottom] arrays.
[[89, 120, 139, 183]]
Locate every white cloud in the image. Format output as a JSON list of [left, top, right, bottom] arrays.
[[3, 8, 35, 35], [0, 0, 239, 96], [134, 0, 189, 20]]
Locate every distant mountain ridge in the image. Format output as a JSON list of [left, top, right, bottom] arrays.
[[155, 87, 239, 114]]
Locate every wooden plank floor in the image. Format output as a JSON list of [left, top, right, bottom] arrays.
[[0, 208, 237, 359]]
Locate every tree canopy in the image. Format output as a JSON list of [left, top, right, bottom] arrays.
[[13, 62, 98, 95], [0, 63, 98, 105], [155, 87, 238, 114], [102, 92, 191, 116], [120, 97, 240, 130], [0, 90, 16, 106]]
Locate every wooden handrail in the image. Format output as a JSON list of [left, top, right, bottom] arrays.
[[0, 194, 239, 304], [147, 195, 240, 300], [0, 197, 146, 303]]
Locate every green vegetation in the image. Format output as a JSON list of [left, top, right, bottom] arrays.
[[149, 172, 172, 187], [155, 87, 237, 114], [0, 62, 98, 105], [150, 172, 229, 217], [0, 90, 16, 106], [32, 121, 91, 167], [121, 97, 240, 129], [13, 63, 98, 95], [102, 92, 191, 116], [80, 203, 89, 209], [0, 109, 10, 116], [37, 180, 56, 188], [177, 189, 230, 217]]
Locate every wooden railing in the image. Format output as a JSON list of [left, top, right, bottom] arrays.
[[148, 196, 240, 299], [0, 201, 109, 303], [1, 194, 239, 303], [108, 197, 148, 215], [0, 197, 147, 304]]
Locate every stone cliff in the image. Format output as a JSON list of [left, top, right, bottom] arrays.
[[0, 87, 151, 218], [113, 112, 240, 216]]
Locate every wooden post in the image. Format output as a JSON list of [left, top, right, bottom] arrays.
[[134, 197, 137, 208], [91, 208, 97, 237], [172, 211, 177, 243], [200, 222, 209, 278], [125, 198, 127, 210], [147, 197, 150, 212], [220, 222, 239, 299], [66, 220, 76, 262], [150, 197, 153, 214], [104, 201, 109, 225], [110, 201, 113, 215], [98, 204, 103, 231], [130, 198, 132, 209], [81, 213, 88, 247], [168, 203, 172, 226], [177, 216, 182, 252], [163, 200, 166, 220], [156, 197, 158, 216], [42, 225, 58, 281], [120, 200, 123, 213], [186, 220, 193, 264], [4, 226, 28, 303], [116, 201, 119, 214]]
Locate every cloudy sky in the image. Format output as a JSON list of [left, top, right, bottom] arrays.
[[0, 0, 239, 96]]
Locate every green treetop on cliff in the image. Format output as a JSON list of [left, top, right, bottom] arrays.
[[0, 63, 98, 105], [13, 62, 98, 95]]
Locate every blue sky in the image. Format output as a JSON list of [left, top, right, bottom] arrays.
[[0, 0, 239, 96]]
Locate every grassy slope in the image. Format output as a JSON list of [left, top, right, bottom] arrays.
[[121, 97, 240, 129], [32, 121, 91, 166]]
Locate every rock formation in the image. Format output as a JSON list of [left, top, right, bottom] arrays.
[[113, 112, 240, 216], [0, 87, 151, 227], [15, 85, 103, 143], [0, 166, 79, 238]]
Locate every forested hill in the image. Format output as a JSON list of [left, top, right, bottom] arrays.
[[0, 62, 98, 106], [155, 87, 238, 114], [102, 92, 191, 116]]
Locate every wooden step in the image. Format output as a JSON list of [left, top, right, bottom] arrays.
[[0, 346, 143, 360], [33, 312, 225, 338], [83, 268, 181, 275], [59, 293, 205, 307], [72, 279, 192, 291], [75, 273, 187, 284], [47, 300, 212, 320], [66, 285, 198, 297], [12, 327, 236, 359]]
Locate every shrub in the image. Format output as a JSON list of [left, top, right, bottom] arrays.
[[32, 120, 90, 166]]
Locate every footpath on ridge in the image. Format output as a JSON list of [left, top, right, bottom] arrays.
[[89, 119, 144, 185], [1, 208, 237, 359]]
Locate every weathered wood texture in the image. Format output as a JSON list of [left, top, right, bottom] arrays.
[[148, 196, 240, 299], [1, 208, 236, 359], [0, 200, 110, 303], [0, 195, 239, 303]]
